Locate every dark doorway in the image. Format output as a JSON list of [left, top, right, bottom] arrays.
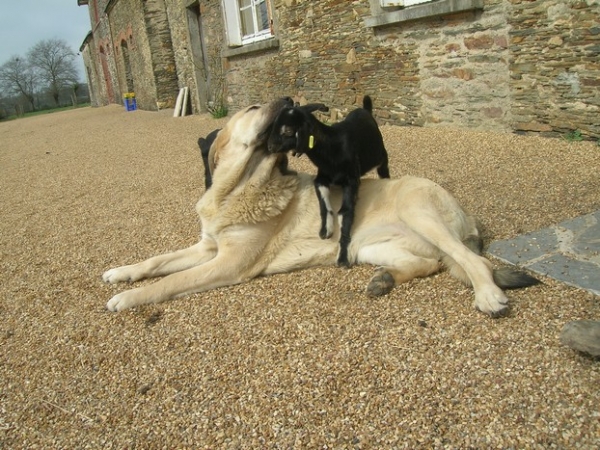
[[121, 39, 134, 93], [186, 1, 209, 112], [99, 46, 115, 104]]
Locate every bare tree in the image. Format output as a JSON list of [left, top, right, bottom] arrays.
[[0, 56, 38, 112], [28, 38, 79, 106]]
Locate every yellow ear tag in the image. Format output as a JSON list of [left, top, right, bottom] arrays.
[[308, 135, 315, 149]]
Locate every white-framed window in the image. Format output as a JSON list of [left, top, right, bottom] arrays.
[[367, 0, 483, 28], [223, 0, 273, 47], [380, 0, 435, 6]]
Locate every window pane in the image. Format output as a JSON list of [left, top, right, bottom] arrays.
[[240, 0, 251, 7], [255, 0, 269, 32], [240, 6, 255, 37]]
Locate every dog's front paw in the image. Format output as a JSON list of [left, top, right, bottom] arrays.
[[474, 286, 509, 317], [102, 265, 137, 284], [102, 268, 121, 284], [106, 290, 138, 312]]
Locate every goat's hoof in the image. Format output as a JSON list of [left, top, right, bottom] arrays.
[[366, 270, 395, 297], [319, 229, 332, 240], [336, 258, 351, 268], [336, 248, 351, 268]]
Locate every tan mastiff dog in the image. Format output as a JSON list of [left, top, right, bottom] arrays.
[[103, 98, 538, 315]]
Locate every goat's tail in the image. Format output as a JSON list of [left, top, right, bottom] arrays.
[[362, 95, 373, 114]]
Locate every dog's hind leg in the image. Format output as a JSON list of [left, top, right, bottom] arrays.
[[357, 243, 441, 296], [407, 215, 512, 316], [446, 234, 539, 292]]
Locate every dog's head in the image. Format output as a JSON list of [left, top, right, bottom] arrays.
[[206, 97, 294, 179], [267, 103, 329, 156]]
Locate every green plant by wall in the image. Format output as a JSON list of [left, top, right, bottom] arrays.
[[563, 130, 584, 142], [208, 104, 228, 119]]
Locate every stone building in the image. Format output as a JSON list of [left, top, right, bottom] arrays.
[[78, 0, 600, 138]]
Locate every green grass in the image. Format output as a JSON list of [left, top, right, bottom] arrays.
[[1, 103, 91, 121]]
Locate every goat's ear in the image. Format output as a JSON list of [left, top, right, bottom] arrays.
[[299, 103, 329, 114]]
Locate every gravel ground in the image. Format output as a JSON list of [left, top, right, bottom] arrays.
[[1, 105, 599, 449]]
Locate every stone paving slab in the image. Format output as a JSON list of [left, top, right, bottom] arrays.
[[488, 211, 600, 296]]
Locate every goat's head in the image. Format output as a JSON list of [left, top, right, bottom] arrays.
[[267, 103, 329, 155]]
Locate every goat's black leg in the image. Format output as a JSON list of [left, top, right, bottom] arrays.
[[314, 175, 334, 239], [336, 179, 359, 268], [377, 152, 390, 179]]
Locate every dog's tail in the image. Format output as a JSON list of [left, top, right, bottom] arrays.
[[445, 221, 540, 290], [492, 267, 540, 290], [362, 95, 373, 114]]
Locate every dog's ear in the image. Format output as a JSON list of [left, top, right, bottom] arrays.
[[198, 137, 212, 190], [198, 128, 221, 190], [208, 129, 229, 177], [198, 129, 219, 156], [198, 137, 210, 157]]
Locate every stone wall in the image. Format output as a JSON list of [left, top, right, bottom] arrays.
[[81, 0, 179, 111], [141, 0, 179, 109], [79, 33, 100, 107], [509, 0, 600, 137], [165, 0, 198, 112], [108, 0, 157, 109], [169, 0, 229, 114], [79, 0, 600, 138], [217, 0, 599, 138], [84, 0, 121, 106]]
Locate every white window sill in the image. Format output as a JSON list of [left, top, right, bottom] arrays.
[[222, 37, 279, 58], [365, 0, 484, 28]]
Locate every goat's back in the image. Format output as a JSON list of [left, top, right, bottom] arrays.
[[330, 108, 386, 174]]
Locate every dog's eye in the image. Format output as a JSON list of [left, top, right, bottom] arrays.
[[246, 105, 260, 113]]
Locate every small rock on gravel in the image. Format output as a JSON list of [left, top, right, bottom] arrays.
[[560, 320, 600, 357]]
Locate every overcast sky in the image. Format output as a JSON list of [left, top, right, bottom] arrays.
[[0, 0, 91, 80]]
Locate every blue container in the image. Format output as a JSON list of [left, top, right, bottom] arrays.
[[125, 97, 137, 111]]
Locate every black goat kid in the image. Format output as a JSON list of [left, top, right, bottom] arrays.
[[267, 96, 390, 267]]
